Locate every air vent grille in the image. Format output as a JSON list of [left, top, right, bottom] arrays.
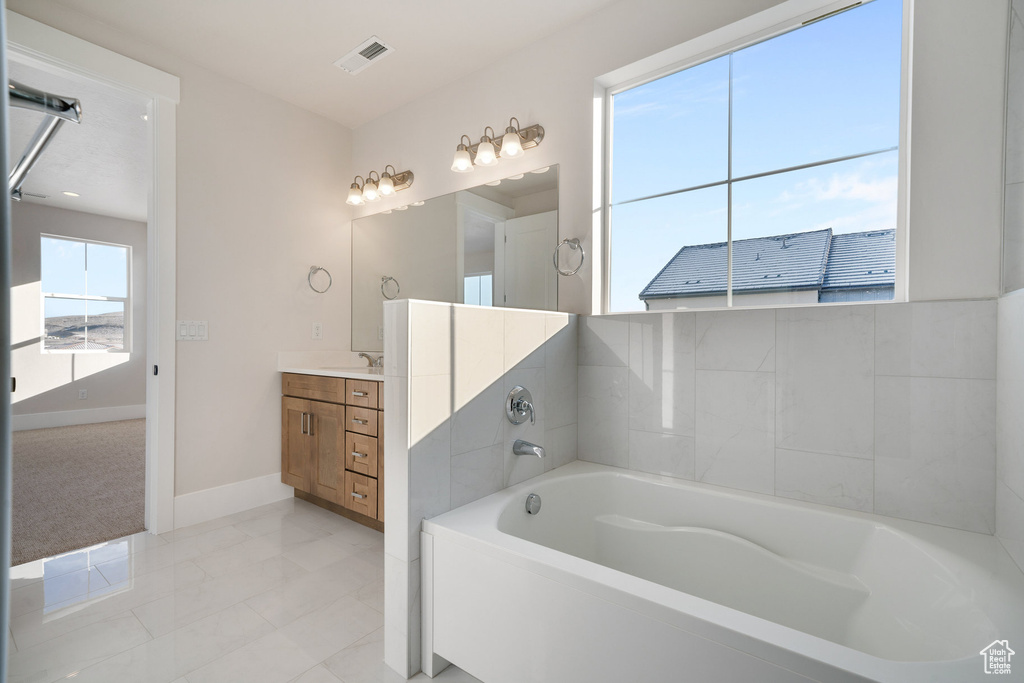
[[334, 36, 394, 75]]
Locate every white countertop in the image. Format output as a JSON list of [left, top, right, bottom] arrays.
[[279, 366, 383, 381]]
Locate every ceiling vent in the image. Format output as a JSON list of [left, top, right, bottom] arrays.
[[334, 36, 394, 75]]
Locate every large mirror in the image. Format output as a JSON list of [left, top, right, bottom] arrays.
[[352, 165, 558, 351]]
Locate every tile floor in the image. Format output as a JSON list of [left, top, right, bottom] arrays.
[[6, 497, 481, 683]]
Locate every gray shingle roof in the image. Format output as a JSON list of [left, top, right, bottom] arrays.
[[821, 229, 895, 290], [639, 229, 832, 299], [639, 228, 894, 300]]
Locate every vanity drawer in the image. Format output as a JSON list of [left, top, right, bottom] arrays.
[[282, 373, 346, 404], [346, 379, 379, 409], [346, 406, 378, 436], [345, 432, 378, 477], [344, 471, 378, 519]]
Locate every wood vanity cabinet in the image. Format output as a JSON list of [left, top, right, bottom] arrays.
[[281, 373, 384, 531]]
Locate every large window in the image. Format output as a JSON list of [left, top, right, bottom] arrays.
[[607, 0, 903, 312], [41, 235, 130, 352]]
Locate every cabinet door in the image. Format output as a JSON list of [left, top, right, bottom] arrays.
[[281, 396, 312, 492], [344, 471, 378, 519], [311, 401, 347, 504]]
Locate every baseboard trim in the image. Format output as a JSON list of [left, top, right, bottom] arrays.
[[173, 473, 294, 530], [12, 404, 147, 431]]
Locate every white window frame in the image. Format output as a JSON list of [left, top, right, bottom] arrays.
[[40, 233, 132, 354], [596, 0, 913, 314]]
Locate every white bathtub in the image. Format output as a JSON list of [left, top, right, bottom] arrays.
[[420, 461, 1024, 682]]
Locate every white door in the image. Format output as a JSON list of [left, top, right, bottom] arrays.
[[503, 210, 557, 310]]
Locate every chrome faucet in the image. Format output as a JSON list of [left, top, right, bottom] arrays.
[[357, 352, 383, 368], [513, 439, 545, 458]]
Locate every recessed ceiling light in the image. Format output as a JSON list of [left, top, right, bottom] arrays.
[[507, 174, 524, 180], [62, 191, 80, 197], [395, 205, 409, 211], [141, 114, 149, 121], [411, 200, 424, 206], [530, 166, 550, 174], [485, 180, 502, 186]]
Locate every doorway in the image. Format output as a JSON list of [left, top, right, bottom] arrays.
[[6, 13, 179, 548]]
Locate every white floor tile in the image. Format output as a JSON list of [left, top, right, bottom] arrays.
[[290, 664, 345, 683], [184, 630, 319, 683]]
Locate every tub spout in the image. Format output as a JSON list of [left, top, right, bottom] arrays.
[[513, 439, 545, 458]]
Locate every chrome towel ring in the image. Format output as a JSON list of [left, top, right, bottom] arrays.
[[381, 275, 400, 300], [553, 238, 585, 276], [308, 266, 332, 293]]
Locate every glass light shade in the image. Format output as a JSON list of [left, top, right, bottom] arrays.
[[501, 129, 524, 157], [475, 139, 498, 166], [378, 174, 395, 196], [362, 179, 380, 202], [451, 147, 473, 172], [346, 183, 364, 205]]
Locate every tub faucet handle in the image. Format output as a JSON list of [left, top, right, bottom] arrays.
[[506, 385, 535, 425]]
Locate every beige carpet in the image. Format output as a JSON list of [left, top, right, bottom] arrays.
[[12, 419, 146, 566]]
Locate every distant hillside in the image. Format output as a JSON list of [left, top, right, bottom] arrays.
[[44, 312, 124, 350]]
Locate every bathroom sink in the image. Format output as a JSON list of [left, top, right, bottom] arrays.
[[318, 366, 383, 375]]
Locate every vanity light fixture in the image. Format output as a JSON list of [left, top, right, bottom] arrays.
[[346, 167, 414, 206], [450, 117, 544, 173]]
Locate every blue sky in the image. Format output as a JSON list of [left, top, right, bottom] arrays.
[[41, 236, 128, 318], [609, 0, 902, 312]]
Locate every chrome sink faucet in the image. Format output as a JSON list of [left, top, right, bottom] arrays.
[[357, 352, 383, 368]]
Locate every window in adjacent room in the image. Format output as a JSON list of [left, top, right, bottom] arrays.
[[607, 0, 903, 312], [464, 272, 494, 307], [41, 235, 131, 352]]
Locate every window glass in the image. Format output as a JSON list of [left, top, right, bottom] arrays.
[[611, 56, 729, 204], [608, 0, 902, 312], [40, 236, 130, 352]]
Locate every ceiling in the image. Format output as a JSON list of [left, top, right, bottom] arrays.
[[8, 0, 620, 130], [8, 60, 150, 222]]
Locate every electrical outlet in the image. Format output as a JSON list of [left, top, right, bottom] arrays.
[[78, 389, 88, 400], [312, 322, 323, 340]]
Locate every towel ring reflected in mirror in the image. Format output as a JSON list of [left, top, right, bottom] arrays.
[[381, 275, 400, 300], [553, 238, 584, 276], [308, 266, 332, 293]]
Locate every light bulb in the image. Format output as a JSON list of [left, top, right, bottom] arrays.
[[451, 146, 473, 172], [346, 183, 364, 205], [362, 179, 379, 202], [475, 138, 498, 166], [378, 174, 395, 196], [501, 128, 524, 157]]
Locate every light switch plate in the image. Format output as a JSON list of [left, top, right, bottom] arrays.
[[176, 320, 209, 341], [312, 322, 323, 340]]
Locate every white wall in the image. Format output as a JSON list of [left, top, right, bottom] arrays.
[[383, 300, 577, 676], [10, 203, 146, 421], [350, 0, 1008, 312], [350, 0, 789, 315], [6, 8, 355, 498], [997, 291, 1024, 571]]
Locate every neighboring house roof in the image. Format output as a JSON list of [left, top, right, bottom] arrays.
[[639, 228, 895, 300], [821, 229, 895, 291]]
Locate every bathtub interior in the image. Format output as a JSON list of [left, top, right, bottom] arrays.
[[494, 470, 1019, 663]]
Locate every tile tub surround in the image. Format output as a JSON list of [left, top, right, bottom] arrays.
[[579, 300, 997, 534], [998, 289, 1024, 572], [382, 300, 578, 678], [6, 497, 481, 683]]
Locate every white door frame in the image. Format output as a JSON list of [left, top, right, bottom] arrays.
[[7, 11, 179, 534]]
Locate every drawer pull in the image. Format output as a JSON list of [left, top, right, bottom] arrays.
[[351, 451, 369, 458], [350, 492, 366, 499], [352, 417, 368, 425], [352, 391, 368, 397]]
